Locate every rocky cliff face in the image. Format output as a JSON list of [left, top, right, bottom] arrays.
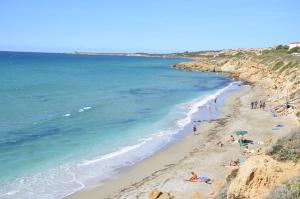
[[174, 54, 300, 121], [226, 155, 300, 199]]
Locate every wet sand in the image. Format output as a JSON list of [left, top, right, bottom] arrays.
[[65, 84, 299, 199]]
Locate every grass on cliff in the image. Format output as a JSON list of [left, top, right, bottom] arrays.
[[272, 61, 284, 70], [261, 46, 300, 61], [266, 175, 300, 199], [271, 61, 299, 74], [268, 129, 300, 163]]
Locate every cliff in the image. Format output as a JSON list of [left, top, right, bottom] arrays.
[[226, 155, 299, 199], [171, 48, 300, 199], [173, 49, 300, 121]]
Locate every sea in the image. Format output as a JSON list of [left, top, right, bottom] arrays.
[[0, 51, 241, 199]]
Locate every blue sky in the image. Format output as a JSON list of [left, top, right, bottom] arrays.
[[0, 0, 299, 53]]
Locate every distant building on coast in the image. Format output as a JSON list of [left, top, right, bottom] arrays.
[[289, 42, 300, 49]]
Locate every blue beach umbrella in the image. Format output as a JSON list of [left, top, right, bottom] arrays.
[[234, 130, 248, 136]]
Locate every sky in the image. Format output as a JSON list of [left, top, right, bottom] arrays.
[[0, 0, 299, 53]]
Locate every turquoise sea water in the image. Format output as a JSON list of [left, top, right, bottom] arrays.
[[0, 52, 238, 198]]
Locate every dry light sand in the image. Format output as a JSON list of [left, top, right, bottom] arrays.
[[65, 84, 299, 199]]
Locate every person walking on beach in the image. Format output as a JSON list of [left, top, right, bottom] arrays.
[[259, 100, 262, 109], [254, 101, 258, 109], [193, 125, 197, 133], [251, 102, 254, 109], [259, 101, 261, 109]]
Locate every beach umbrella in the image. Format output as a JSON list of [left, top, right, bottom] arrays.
[[233, 130, 248, 136]]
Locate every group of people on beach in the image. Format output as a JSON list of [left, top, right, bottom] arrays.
[[251, 100, 266, 109], [251, 98, 294, 117], [186, 98, 266, 185], [186, 135, 252, 184], [186, 132, 259, 184]]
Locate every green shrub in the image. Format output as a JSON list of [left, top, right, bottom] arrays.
[[276, 45, 289, 50], [266, 175, 300, 199], [273, 61, 284, 70], [288, 47, 300, 53], [226, 169, 239, 183], [262, 49, 270, 55], [268, 129, 300, 162], [278, 63, 290, 74]]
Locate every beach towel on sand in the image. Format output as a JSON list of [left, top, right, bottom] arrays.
[[197, 176, 211, 182], [272, 124, 284, 131]]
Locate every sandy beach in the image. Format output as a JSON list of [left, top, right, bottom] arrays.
[[2, 2, 299, 198], [65, 83, 299, 199]]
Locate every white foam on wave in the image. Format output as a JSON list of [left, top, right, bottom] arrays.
[[79, 141, 147, 166], [0, 166, 86, 199], [0, 189, 20, 197], [78, 106, 92, 113], [176, 81, 238, 128], [62, 113, 71, 117]]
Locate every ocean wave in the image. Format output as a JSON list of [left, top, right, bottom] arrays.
[[63, 106, 92, 117], [78, 106, 92, 113], [79, 141, 147, 166], [176, 81, 237, 128]]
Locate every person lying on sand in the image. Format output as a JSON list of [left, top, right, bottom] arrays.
[[242, 146, 255, 154], [256, 147, 263, 155], [217, 141, 224, 147], [243, 145, 250, 154], [228, 135, 235, 143], [186, 171, 198, 182], [185, 172, 212, 184], [222, 159, 240, 168]]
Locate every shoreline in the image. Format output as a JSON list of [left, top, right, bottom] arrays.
[[64, 79, 242, 199], [66, 81, 299, 199]]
